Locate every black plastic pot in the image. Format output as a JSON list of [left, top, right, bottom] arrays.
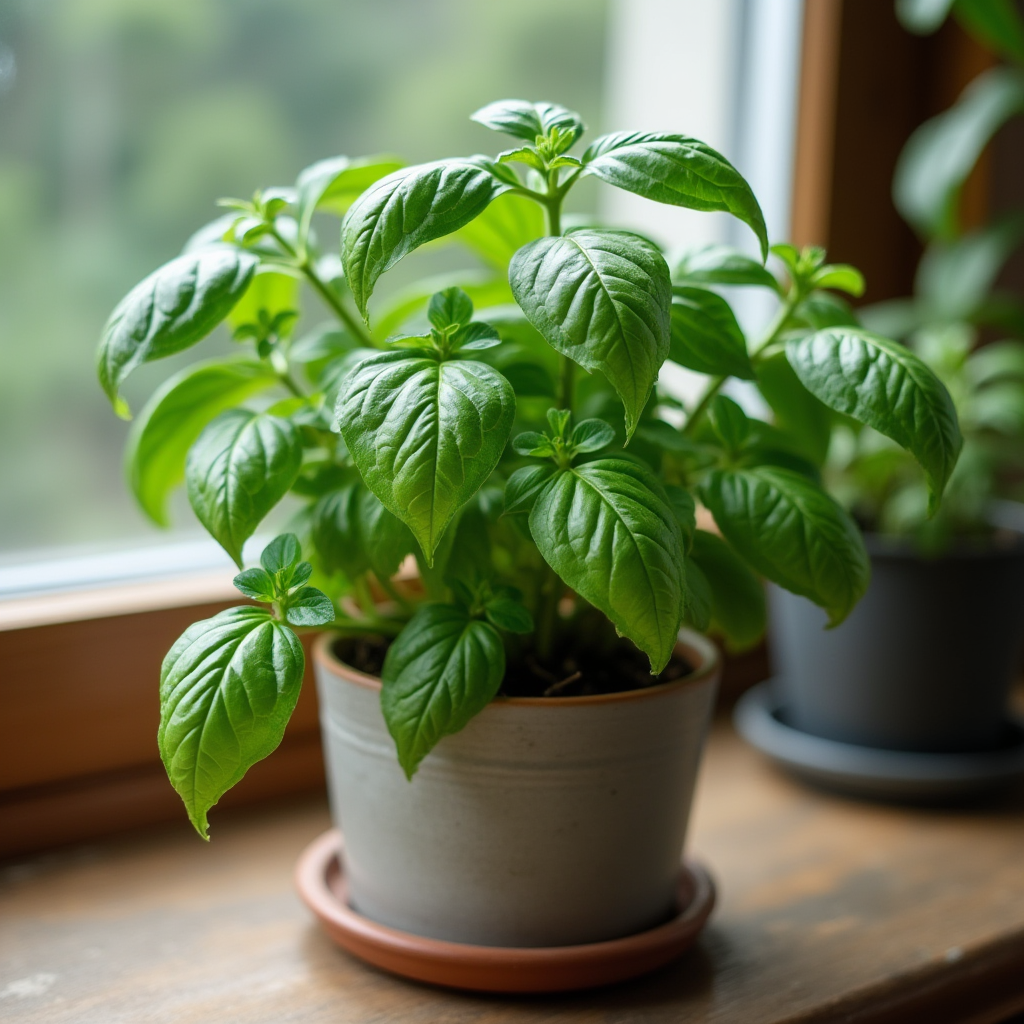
[[769, 522, 1024, 754]]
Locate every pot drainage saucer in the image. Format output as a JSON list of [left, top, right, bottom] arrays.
[[735, 682, 1024, 802], [295, 829, 715, 993]]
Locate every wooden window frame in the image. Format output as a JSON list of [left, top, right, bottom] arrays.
[[0, 576, 325, 859]]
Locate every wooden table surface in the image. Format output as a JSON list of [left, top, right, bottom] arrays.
[[3, 722, 1024, 1024]]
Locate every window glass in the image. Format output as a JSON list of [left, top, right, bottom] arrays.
[[0, 0, 607, 554]]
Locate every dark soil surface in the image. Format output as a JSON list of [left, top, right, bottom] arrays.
[[333, 635, 390, 678], [332, 631, 694, 699]]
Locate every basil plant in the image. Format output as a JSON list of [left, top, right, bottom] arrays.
[[97, 99, 961, 836], [827, 0, 1024, 552]]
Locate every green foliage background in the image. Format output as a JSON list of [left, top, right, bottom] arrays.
[[0, 0, 607, 552]]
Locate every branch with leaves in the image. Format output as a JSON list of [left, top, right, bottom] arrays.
[[824, 0, 1024, 550]]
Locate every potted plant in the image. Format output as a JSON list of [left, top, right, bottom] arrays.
[[96, 98, 956, 976], [737, 0, 1024, 800]]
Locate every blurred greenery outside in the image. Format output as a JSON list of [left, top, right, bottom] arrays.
[[0, 0, 607, 557]]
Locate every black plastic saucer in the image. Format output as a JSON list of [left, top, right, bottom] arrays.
[[734, 682, 1024, 802]]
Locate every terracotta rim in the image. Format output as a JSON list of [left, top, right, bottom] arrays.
[[314, 627, 721, 707], [295, 829, 716, 993]]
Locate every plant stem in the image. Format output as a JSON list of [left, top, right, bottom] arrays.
[[320, 616, 403, 637], [541, 172, 576, 415], [543, 190, 562, 238], [558, 356, 574, 411], [276, 369, 307, 399], [535, 576, 562, 664], [300, 258, 379, 348], [536, 170, 571, 664], [681, 284, 804, 437], [269, 226, 377, 348]]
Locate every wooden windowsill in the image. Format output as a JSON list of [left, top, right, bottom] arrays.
[[3, 721, 1024, 1023], [0, 570, 239, 632]]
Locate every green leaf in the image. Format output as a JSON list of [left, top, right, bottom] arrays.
[[186, 410, 304, 567], [509, 229, 671, 438], [227, 270, 300, 333], [125, 358, 278, 527], [954, 0, 1024, 64], [530, 459, 686, 673], [284, 586, 336, 627], [337, 351, 515, 562], [455, 191, 546, 271], [232, 568, 276, 602], [283, 561, 313, 590], [708, 395, 750, 453], [381, 603, 505, 777], [500, 362, 556, 396], [291, 324, 359, 385], [756, 352, 832, 466], [485, 597, 534, 634], [636, 420, 697, 455], [689, 530, 765, 651], [428, 287, 474, 331], [498, 145, 547, 171], [664, 484, 697, 548], [372, 272, 513, 342], [681, 559, 712, 632], [810, 264, 865, 297], [669, 286, 755, 379], [916, 214, 1024, 320], [792, 292, 860, 330], [312, 478, 415, 581], [260, 533, 301, 575], [470, 99, 585, 146], [702, 466, 869, 625], [966, 339, 1024, 387], [503, 464, 557, 515], [894, 68, 1024, 239], [342, 159, 512, 318], [512, 431, 555, 457], [571, 417, 616, 453], [786, 328, 963, 509], [582, 132, 769, 260], [159, 607, 304, 837], [896, 0, 955, 32], [295, 154, 404, 241], [98, 247, 259, 416], [182, 214, 241, 255], [970, 380, 1024, 434], [672, 243, 779, 290]]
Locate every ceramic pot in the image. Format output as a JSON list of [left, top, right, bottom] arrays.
[[769, 526, 1024, 753], [313, 630, 720, 948]]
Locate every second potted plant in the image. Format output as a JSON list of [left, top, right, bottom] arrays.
[[737, 0, 1024, 801], [97, 98, 958, 985]]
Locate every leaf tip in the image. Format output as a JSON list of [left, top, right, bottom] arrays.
[[186, 805, 211, 841], [398, 751, 422, 781], [825, 604, 852, 630]]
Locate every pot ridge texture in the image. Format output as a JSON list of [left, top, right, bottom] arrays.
[[313, 630, 720, 948]]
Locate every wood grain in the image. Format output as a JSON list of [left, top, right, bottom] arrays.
[[2, 723, 1023, 1023], [790, 0, 843, 248]]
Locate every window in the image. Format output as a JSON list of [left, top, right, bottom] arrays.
[[0, 0, 608, 557]]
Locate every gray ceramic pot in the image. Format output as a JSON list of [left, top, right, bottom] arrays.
[[313, 630, 720, 948], [769, 525, 1024, 753]]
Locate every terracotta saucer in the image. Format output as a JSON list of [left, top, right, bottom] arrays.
[[295, 829, 715, 993]]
